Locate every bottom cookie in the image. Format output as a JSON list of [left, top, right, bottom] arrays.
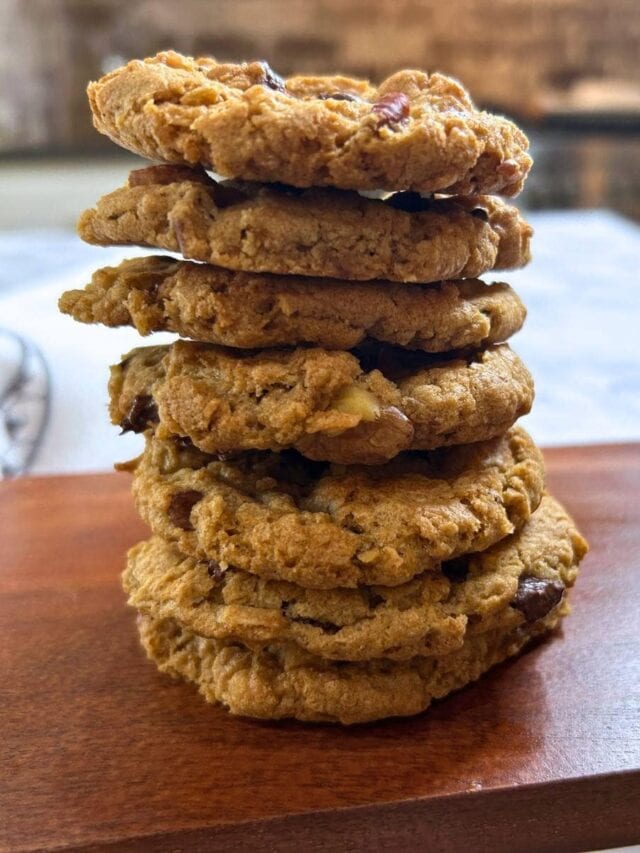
[[137, 607, 568, 725]]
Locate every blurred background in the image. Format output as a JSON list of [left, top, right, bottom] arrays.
[[0, 0, 639, 476], [3, 0, 640, 222]]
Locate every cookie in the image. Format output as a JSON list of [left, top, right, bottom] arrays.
[[59, 256, 526, 353], [129, 426, 545, 589], [124, 495, 587, 662], [88, 52, 532, 195], [110, 341, 533, 463], [77, 165, 532, 283], [137, 610, 564, 724]]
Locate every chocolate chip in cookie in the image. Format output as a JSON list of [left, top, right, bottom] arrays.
[[120, 394, 158, 434], [168, 490, 204, 531], [206, 560, 224, 582], [258, 61, 286, 93], [511, 576, 565, 623]]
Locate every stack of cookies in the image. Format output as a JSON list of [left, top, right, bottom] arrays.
[[59, 52, 587, 724]]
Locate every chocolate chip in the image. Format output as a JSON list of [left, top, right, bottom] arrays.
[[371, 92, 410, 126], [120, 395, 158, 434], [206, 560, 224, 582], [318, 91, 361, 102], [258, 61, 286, 93], [386, 191, 433, 213], [168, 490, 204, 531], [441, 556, 470, 583], [470, 207, 489, 222], [511, 576, 565, 623]]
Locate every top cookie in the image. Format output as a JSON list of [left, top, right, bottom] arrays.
[[88, 51, 532, 195]]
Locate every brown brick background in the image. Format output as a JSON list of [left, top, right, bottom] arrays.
[[1, 0, 639, 152]]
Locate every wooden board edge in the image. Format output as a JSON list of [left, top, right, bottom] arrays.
[[50, 769, 640, 853]]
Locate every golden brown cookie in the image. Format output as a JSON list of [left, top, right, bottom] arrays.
[[110, 341, 533, 463], [59, 256, 526, 353], [88, 52, 532, 195], [124, 495, 587, 662], [129, 426, 545, 589], [77, 166, 532, 283], [137, 610, 565, 724]]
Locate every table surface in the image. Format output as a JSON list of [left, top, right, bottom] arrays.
[[1, 444, 640, 852]]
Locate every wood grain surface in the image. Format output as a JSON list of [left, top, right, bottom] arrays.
[[1, 444, 639, 852]]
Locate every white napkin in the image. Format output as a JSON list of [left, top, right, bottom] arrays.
[[0, 245, 175, 475]]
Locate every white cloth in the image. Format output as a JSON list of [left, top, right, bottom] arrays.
[[0, 210, 638, 475]]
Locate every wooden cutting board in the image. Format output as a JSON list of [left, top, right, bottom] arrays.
[[1, 444, 639, 852]]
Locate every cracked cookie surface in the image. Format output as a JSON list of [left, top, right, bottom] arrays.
[[110, 341, 533, 463], [129, 426, 545, 589], [77, 166, 532, 283], [124, 495, 587, 662], [59, 256, 526, 352], [137, 609, 564, 724], [88, 52, 532, 195]]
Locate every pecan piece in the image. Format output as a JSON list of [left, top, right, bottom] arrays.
[[372, 92, 410, 126]]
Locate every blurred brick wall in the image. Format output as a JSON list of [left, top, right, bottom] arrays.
[[1, 0, 639, 152]]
